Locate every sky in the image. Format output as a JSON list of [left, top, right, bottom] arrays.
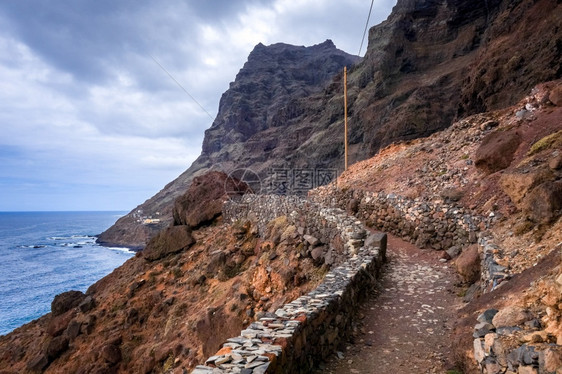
[[0, 0, 395, 211]]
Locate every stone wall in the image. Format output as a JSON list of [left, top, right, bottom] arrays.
[[473, 307, 562, 373], [309, 186, 491, 251], [479, 235, 509, 292], [191, 195, 387, 373], [309, 186, 510, 293], [223, 195, 373, 266]]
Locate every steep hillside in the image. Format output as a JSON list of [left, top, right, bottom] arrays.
[[3, 81, 560, 374], [333, 79, 562, 279], [99, 0, 562, 249], [0, 173, 329, 373]]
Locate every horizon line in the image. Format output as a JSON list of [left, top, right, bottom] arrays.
[[0, 210, 129, 213]]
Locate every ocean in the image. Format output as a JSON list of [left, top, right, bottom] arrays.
[[0, 211, 135, 336]]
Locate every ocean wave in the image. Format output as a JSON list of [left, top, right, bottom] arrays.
[[48, 235, 94, 241], [106, 246, 135, 254]]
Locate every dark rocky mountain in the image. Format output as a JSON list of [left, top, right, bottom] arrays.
[[99, 0, 562, 248], [97, 40, 360, 248]]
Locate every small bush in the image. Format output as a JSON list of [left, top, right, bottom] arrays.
[[528, 130, 562, 156]]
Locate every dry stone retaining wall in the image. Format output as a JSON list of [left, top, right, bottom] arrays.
[[191, 195, 386, 373], [473, 307, 562, 373], [309, 186, 509, 292], [479, 235, 509, 292], [309, 186, 493, 250], [223, 195, 373, 264]]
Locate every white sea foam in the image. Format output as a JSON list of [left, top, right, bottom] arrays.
[[106, 246, 135, 254], [49, 235, 92, 241]]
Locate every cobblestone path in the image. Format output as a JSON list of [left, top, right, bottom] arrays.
[[317, 234, 461, 374]]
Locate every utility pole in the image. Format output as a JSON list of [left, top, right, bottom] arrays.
[[344, 66, 348, 171]]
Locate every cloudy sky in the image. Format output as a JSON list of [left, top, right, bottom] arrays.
[[0, 0, 395, 211]]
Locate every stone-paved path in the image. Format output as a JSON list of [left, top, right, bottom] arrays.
[[316, 234, 461, 374]]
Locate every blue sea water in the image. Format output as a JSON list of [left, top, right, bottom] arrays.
[[0, 211, 134, 336]]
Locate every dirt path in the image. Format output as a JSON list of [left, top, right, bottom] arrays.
[[316, 234, 462, 374]]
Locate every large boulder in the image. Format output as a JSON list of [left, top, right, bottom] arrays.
[[523, 181, 562, 223], [456, 245, 481, 283], [46, 310, 76, 337], [499, 168, 551, 206], [549, 84, 562, 106], [101, 344, 122, 365], [46, 335, 69, 360], [51, 290, 86, 317], [143, 225, 195, 262], [492, 306, 531, 328], [26, 354, 49, 372], [173, 171, 251, 228], [474, 128, 522, 174]]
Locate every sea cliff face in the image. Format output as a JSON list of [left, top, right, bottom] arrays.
[[99, 0, 562, 249]]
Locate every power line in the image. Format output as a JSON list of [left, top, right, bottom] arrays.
[[358, 0, 375, 56], [149, 54, 215, 121]]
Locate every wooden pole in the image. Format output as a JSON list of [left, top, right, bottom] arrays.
[[344, 66, 348, 171]]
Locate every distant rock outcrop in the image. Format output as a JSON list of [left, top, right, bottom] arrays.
[[143, 171, 250, 262], [172, 171, 250, 229], [99, 0, 562, 249]]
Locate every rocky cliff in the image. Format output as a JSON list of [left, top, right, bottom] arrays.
[[97, 40, 359, 248], [99, 0, 562, 249]]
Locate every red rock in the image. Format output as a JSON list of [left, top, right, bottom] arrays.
[[440, 187, 464, 202], [47, 310, 76, 337], [455, 245, 481, 283], [51, 290, 86, 317], [26, 354, 48, 372], [65, 319, 82, 341], [101, 344, 121, 365], [438, 251, 452, 261], [492, 306, 531, 328], [46, 335, 69, 360], [474, 128, 522, 174], [173, 171, 251, 229], [310, 246, 325, 264], [215, 346, 232, 356], [542, 346, 562, 372], [499, 169, 551, 206], [143, 225, 195, 262], [523, 181, 562, 223], [549, 155, 562, 170], [549, 84, 562, 106]]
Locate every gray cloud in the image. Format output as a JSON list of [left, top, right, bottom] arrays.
[[0, 0, 395, 211]]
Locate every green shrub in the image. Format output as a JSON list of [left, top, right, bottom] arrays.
[[528, 130, 562, 156]]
